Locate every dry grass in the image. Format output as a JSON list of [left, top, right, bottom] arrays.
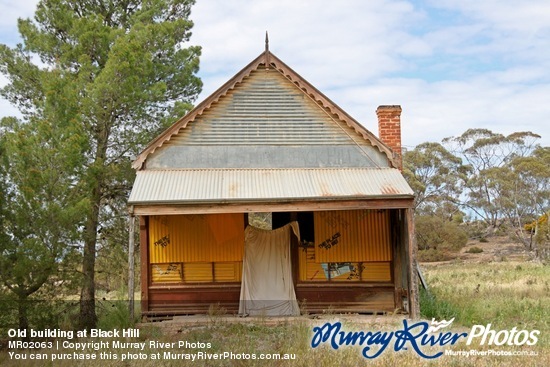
[[1, 260, 548, 366], [422, 261, 549, 333]]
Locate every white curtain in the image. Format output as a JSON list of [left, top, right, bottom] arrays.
[[239, 222, 300, 316]]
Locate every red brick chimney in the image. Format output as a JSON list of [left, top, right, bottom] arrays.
[[376, 105, 402, 170]]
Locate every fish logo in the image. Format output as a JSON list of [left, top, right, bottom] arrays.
[[427, 318, 455, 333]]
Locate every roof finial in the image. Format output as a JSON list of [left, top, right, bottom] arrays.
[[264, 31, 270, 69]]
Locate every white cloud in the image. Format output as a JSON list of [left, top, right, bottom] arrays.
[[422, 0, 550, 67], [337, 74, 550, 148], [189, 0, 550, 147], [0, 0, 36, 45], [190, 0, 424, 82], [429, 0, 550, 33], [1, 0, 549, 148]]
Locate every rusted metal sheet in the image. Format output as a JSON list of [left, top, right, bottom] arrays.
[[145, 284, 395, 316], [148, 214, 244, 263], [295, 286, 395, 313], [299, 246, 391, 282], [314, 210, 392, 263], [146, 285, 241, 316], [129, 168, 414, 205]]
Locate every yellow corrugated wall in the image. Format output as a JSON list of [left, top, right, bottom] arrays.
[[298, 247, 391, 282], [149, 214, 244, 283], [151, 263, 183, 282], [148, 211, 391, 283], [150, 262, 243, 283], [149, 214, 244, 263], [314, 210, 391, 262]]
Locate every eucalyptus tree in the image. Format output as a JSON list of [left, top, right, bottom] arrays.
[[505, 146, 550, 248], [0, 0, 202, 329], [403, 142, 467, 216], [443, 129, 541, 231]]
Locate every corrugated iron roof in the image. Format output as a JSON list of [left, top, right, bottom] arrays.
[[128, 168, 414, 205]]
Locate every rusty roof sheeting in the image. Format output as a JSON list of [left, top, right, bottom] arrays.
[[128, 168, 414, 205]]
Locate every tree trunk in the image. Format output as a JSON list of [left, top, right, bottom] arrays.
[[79, 129, 109, 330], [79, 182, 101, 329], [18, 295, 29, 341]]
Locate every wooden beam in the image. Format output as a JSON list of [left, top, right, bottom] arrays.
[[391, 210, 403, 311], [132, 198, 414, 216], [128, 215, 135, 321], [406, 208, 419, 319], [139, 216, 149, 317]]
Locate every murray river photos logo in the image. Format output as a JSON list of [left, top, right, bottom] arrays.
[[310, 318, 540, 359]]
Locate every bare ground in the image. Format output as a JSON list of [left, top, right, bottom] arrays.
[[423, 236, 535, 266], [462, 236, 534, 261]]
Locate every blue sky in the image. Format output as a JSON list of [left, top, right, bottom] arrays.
[[1, 0, 549, 149]]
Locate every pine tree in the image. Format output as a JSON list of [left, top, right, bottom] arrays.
[[0, 0, 202, 329], [0, 114, 86, 331]]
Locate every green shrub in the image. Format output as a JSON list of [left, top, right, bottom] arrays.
[[417, 248, 454, 262], [416, 215, 468, 251], [463, 220, 487, 239], [466, 246, 483, 254]]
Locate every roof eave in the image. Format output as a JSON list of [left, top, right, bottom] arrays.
[[129, 194, 415, 206]]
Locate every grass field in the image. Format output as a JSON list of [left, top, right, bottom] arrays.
[[1, 260, 548, 366]]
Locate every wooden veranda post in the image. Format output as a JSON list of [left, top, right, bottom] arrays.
[[128, 214, 135, 321], [407, 208, 419, 318]]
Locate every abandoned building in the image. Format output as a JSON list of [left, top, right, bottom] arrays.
[[128, 42, 418, 320]]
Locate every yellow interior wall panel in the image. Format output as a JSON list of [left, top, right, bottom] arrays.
[[149, 214, 244, 263], [314, 210, 391, 263], [299, 247, 327, 281], [183, 263, 213, 282], [361, 262, 392, 282], [299, 244, 391, 282], [214, 262, 242, 282], [150, 262, 242, 283], [151, 263, 183, 283]]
